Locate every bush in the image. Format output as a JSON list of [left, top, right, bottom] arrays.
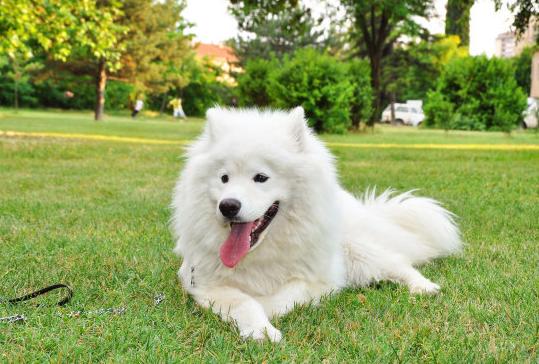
[[34, 74, 95, 109], [105, 81, 133, 110], [237, 58, 277, 107], [175, 60, 234, 117], [347, 59, 373, 128], [423, 91, 454, 130], [268, 48, 355, 133], [424, 56, 527, 132]]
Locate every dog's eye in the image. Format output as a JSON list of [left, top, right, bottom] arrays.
[[253, 173, 269, 183], [221, 174, 229, 183]]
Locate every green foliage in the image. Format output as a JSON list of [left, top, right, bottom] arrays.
[[0, 55, 42, 108], [33, 75, 94, 110], [178, 60, 234, 117], [512, 46, 538, 95], [236, 50, 373, 132], [495, 0, 539, 39], [32, 75, 132, 111], [385, 35, 467, 104], [228, 1, 326, 62], [424, 56, 527, 132], [236, 58, 277, 106], [115, 0, 193, 95], [445, 0, 473, 46], [268, 49, 355, 133], [347, 59, 373, 128], [423, 91, 454, 130], [341, 0, 433, 123], [0, 0, 125, 67], [105, 81, 134, 110]]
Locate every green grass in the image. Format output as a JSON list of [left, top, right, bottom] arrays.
[[1, 109, 538, 362]]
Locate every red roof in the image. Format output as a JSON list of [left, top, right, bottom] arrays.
[[195, 43, 238, 63]]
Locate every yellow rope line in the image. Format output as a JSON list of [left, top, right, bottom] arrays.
[[0, 130, 188, 145], [326, 141, 539, 151], [1, 130, 538, 151]]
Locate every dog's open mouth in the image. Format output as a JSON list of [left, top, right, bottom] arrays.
[[219, 201, 279, 268]]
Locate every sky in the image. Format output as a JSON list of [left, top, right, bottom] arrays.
[[184, 0, 514, 57]]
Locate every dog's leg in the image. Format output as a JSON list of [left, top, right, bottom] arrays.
[[346, 242, 440, 294], [191, 286, 282, 342], [256, 280, 335, 318], [383, 259, 441, 294]]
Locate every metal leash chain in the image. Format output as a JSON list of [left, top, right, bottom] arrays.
[[1, 284, 165, 324]]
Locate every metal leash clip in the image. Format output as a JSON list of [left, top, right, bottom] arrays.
[[66, 307, 127, 318], [154, 293, 165, 306], [0, 314, 26, 324]]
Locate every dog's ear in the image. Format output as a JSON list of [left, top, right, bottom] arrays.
[[289, 106, 307, 149], [205, 107, 227, 141]]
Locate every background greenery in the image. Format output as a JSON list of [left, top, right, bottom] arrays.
[[0, 110, 538, 362], [424, 56, 528, 132], [2, 0, 537, 130]]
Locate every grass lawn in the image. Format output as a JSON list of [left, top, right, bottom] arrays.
[[1, 109, 538, 362]]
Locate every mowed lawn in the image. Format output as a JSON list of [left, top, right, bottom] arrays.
[[0, 109, 538, 362]]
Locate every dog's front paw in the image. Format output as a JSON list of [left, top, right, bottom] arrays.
[[240, 323, 282, 343], [409, 279, 440, 295]]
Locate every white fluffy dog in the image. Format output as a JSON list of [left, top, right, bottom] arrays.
[[172, 107, 461, 342]]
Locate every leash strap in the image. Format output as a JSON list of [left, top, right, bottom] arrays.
[[2, 284, 73, 307]]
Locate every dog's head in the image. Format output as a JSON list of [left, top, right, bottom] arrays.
[[182, 107, 317, 267], [206, 107, 312, 267]]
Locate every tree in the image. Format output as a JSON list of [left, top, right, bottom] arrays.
[[341, 0, 433, 125], [445, 0, 474, 46], [114, 0, 192, 100], [495, 0, 539, 38], [92, 0, 191, 120], [228, 0, 326, 62], [0, 0, 126, 120], [384, 35, 467, 103], [0, 54, 42, 109], [513, 45, 538, 94]]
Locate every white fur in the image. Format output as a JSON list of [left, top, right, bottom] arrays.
[[171, 107, 462, 342]]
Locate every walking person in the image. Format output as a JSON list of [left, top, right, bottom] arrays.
[[169, 97, 186, 120], [132, 98, 144, 118]]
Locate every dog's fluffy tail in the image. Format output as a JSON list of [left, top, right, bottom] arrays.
[[362, 189, 462, 265]]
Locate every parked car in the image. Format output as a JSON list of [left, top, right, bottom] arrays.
[[381, 101, 425, 126], [522, 98, 539, 129]]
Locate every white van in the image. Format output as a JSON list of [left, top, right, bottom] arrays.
[[381, 101, 425, 126]]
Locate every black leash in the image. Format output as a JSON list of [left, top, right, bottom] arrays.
[[1, 284, 165, 324], [2, 284, 73, 307], [1, 284, 73, 324]]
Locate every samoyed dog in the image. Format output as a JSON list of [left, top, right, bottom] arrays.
[[172, 107, 461, 342]]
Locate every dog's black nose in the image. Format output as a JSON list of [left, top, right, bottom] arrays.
[[219, 198, 241, 218]]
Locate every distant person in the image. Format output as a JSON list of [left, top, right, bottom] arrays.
[[169, 97, 186, 119], [132, 98, 144, 118], [231, 96, 238, 107]]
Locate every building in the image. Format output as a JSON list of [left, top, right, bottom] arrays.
[[495, 23, 536, 58], [194, 43, 241, 86]]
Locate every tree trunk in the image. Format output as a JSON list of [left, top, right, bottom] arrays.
[[159, 92, 168, 115], [95, 58, 107, 121], [445, 0, 473, 46], [14, 79, 19, 110], [369, 53, 382, 126]]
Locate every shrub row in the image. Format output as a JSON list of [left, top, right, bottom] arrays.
[[423, 56, 527, 132], [237, 48, 373, 134]]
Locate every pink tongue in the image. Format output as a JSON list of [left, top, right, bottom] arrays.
[[220, 222, 255, 268]]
